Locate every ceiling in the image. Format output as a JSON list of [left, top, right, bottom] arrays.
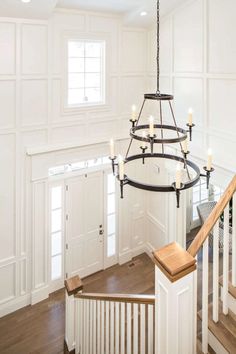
[[0, 0, 186, 25]]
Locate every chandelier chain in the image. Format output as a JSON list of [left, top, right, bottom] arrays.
[[156, 0, 160, 94]]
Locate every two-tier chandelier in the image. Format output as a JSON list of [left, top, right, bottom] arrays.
[[109, 0, 214, 208]]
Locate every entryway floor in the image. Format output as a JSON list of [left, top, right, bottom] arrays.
[[0, 253, 154, 354]]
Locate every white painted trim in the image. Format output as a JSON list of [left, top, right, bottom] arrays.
[[220, 286, 236, 314], [31, 285, 49, 305], [0, 294, 31, 318]]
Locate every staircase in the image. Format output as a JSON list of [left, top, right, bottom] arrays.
[[65, 175, 236, 354]]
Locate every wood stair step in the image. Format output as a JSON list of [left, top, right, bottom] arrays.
[[198, 302, 236, 354], [219, 271, 236, 300]]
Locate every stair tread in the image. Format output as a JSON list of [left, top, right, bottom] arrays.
[[219, 271, 236, 300], [198, 302, 236, 354]]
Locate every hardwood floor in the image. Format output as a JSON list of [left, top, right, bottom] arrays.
[[0, 253, 155, 354]]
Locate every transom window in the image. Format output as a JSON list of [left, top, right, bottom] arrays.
[[67, 40, 105, 107]]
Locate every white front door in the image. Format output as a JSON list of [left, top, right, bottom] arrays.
[[65, 171, 104, 278]]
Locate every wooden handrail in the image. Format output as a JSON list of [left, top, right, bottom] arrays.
[[188, 174, 236, 258], [76, 292, 155, 305]]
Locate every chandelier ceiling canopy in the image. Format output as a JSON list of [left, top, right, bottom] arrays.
[[109, 0, 214, 208]]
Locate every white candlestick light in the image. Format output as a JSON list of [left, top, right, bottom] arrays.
[[182, 137, 188, 153], [207, 148, 212, 171], [131, 105, 137, 122], [188, 108, 193, 126], [118, 155, 124, 180], [176, 163, 182, 189]]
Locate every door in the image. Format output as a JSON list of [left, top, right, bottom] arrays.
[[65, 171, 104, 278]]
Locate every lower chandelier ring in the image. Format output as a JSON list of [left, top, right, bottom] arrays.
[[118, 153, 201, 192]]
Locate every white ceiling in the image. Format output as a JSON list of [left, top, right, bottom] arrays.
[[0, 0, 186, 25]]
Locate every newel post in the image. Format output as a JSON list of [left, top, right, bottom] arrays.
[[65, 275, 83, 352], [153, 242, 197, 354]]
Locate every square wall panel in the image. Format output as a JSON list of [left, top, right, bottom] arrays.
[[174, 78, 204, 127], [173, 0, 203, 73], [22, 24, 48, 75], [0, 263, 16, 303], [0, 134, 15, 262], [0, 81, 15, 129], [51, 124, 86, 144], [120, 77, 145, 114], [208, 0, 236, 73], [208, 79, 236, 134], [0, 22, 15, 75], [121, 31, 146, 73], [21, 80, 48, 126]]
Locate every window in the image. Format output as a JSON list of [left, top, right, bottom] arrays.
[[67, 40, 105, 107], [106, 173, 116, 258], [50, 186, 63, 281], [192, 178, 224, 223]]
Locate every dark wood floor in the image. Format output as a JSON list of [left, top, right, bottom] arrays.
[[0, 253, 155, 354], [0, 231, 230, 354]]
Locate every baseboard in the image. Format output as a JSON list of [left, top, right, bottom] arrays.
[[131, 243, 147, 258], [31, 285, 49, 305], [145, 242, 156, 258], [119, 249, 133, 265], [220, 286, 236, 313], [0, 294, 31, 318]]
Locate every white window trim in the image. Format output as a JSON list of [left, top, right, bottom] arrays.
[[63, 34, 109, 113]]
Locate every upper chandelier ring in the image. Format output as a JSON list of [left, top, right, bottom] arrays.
[[144, 93, 174, 101], [130, 124, 188, 144]]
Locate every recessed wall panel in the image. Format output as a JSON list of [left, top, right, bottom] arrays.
[[22, 24, 47, 75], [173, 0, 203, 73], [0, 134, 15, 262], [0, 263, 16, 303], [21, 80, 48, 126], [0, 22, 15, 75], [208, 0, 236, 73], [122, 31, 146, 73], [0, 81, 16, 129]]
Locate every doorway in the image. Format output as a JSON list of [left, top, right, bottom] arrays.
[[48, 167, 118, 292]]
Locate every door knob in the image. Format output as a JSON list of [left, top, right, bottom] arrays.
[[99, 230, 104, 235]]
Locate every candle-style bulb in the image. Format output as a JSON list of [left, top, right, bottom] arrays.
[[176, 163, 182, 189], [188, 108, 193, 126], [131, 105, 137, 122], [207, 148, 213, 171]]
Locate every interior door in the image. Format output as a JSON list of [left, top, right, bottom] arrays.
[[65, 171, 104, 278]]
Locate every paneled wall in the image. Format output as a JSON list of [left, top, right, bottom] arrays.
[[146, 0, 236, 252], [0, 11, 147, 316], [147, 0, 236, 175]]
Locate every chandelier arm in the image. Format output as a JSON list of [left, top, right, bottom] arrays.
[[159, 100, 164, 154], [125, 98, 146, 159], [168, 101, 191, 180], [156, 0, 160, 94]]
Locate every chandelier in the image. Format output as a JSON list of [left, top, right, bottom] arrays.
[[109, 0, 214, 208]]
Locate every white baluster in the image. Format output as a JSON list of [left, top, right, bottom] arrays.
[[106, 301, 110, 354], [140, 304, 146, 354], [101, 301, 105, 354], [213, 220, 219, 323], [148, 305, 153, 354], [97, 301, 101, 354], [93, 300, 97, 354], [223, 203, 229, 315], [120, 303, 125, 354], [202, 238, 209, 354], [133, 303, 138, 354], [115, 302, 120, 354], [232, 193, 236, 286], [127, 303, 132, 354], [90, 300, 93, 353], [75, 299, 82, 354], [110, 301, 115, 354]]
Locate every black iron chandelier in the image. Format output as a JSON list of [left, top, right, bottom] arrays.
[[109, 0, 214, 208]]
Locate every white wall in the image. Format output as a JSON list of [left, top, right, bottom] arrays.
[[0, 10, 148, 316], [147, 0, 236, 178], [145, 0, 236, 253]]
